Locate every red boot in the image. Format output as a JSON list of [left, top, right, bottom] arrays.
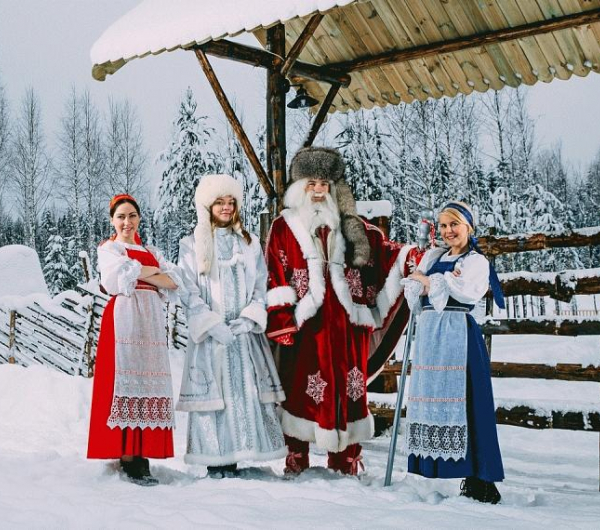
[[327, 444, 364, 476], [284, 435, 310, 475]]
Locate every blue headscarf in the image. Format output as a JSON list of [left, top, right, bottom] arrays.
[[442, 202, 505, 309]]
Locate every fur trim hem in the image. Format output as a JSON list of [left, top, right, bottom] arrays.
[[239, 302, 267, 333], [175, 399, 225, 412], [375, 244, 414, 327], [279, 409, 374, 453], [184, 446, 288, 466], [266, 286, 298, 308], [187, 311, 222, 344]]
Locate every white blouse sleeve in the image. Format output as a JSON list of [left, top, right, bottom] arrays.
[[147, 245, 184, 301], [443, 252, 490, 305], [97, 241, 141, 296]]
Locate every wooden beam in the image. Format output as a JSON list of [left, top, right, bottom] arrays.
[[281, 13, 324, 78], [480, 318, 600, 336], [330, 8, 600, 73], [198, 39, 351, 87], [303, 83, 341, 147], [477, 227, 600, 257], [498, 269, 600, 302], [266, 25, 288, 209], [194, 49, 274, 198], [384, 361, 600, 382], [369, 403, 600, 432]]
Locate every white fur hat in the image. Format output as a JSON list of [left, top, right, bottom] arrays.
[[194, 174, 243, 274]]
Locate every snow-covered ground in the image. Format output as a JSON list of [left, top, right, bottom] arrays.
[[1, 334, 599, 529]]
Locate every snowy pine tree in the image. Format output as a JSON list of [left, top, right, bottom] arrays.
[[155, 88, 220, 260], [43, 225, 72, 295]]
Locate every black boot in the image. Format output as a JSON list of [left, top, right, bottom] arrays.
[[460, 477, 501, 504], [120, 457, 159, 487], [207, 464, 238, 478]]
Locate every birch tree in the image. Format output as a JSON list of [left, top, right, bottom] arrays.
[[9, 88, 51, 249]]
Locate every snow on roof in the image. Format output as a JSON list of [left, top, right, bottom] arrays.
[[356, 200, 392, 219], [91, 0, 357, 80], [0, 245, 49, 300]]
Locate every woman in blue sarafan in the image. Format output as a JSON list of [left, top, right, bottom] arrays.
[[402, 201, 505, 504]]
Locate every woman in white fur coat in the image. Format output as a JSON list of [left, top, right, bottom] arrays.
[[176, 174, 286, 477]]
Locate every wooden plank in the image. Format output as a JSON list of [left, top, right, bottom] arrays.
[[558, 0, 600, 73], [351, 2, 440, 101], [497, 0, 555, 83], [536, 0, 588, 77], [480, 318, 600, 336], [280, 13, 324, 78], [330, 6, 600, 77], [471, 0, 539, 86], [515, 1, 572, 79], [195, 49, 275, 198]]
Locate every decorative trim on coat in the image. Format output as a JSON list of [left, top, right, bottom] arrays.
[[279, 408, 375, 453], [175, 398, 225, 412]]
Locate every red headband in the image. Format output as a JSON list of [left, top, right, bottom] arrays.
[[109, 194, 137, 211]]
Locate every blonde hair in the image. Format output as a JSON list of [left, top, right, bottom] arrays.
[[439, 201, 475, 235], [210, 198, 252, 244]]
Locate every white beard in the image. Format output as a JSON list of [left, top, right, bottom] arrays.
[[284, 179, 340, 233]]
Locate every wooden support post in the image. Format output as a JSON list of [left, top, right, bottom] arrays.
[[304, 83, 341, 147], [280, 13, 324, 78], [8, 310, 16, 364], [266, 24, 287, 210], [194, 49, 275, 198], [83, 301, 95, 377]]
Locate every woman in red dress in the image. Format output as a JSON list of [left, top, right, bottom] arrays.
[[87, 194, 182, 486]]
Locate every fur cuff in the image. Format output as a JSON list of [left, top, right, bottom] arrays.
[[375, 244, 414, 327], [187, 311, 222, 343], [267, 286, 298, 308], [239, 302, 268, 333], [184, 446, 288, 466]]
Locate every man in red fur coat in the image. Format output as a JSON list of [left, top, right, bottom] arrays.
[[266, 147, 414, 475]]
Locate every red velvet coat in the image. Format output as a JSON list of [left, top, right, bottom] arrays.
[[266, 209, 413, 453]]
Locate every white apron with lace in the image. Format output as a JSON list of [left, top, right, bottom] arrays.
[[98, 241, 177, 431]]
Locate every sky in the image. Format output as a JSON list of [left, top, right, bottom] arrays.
[[1, 0, 600, 196]]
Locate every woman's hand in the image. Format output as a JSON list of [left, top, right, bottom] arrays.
[[140, 266, 160, 279], [407, 270, 430, 286], [143, 273, 178, 290]]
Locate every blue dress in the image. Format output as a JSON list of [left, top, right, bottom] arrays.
[[407, 255, 504, 482]]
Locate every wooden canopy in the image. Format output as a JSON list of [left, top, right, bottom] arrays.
[[92, 0, 600, 204]]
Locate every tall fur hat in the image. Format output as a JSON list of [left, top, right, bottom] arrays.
[[288, 147, 370, 267], [194, 174, 243, 274]]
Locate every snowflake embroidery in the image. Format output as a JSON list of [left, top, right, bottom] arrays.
[[290, 268, 309, 298], [347, 367, 365, 402], [306, 370, 327, 404], [278, 249, 289, 272], [366, 285, 377, 305], [345, 268, 363, 298]]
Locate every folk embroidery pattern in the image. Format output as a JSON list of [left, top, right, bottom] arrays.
[[291, 268, 309, 298], [347, 367, 365, 402], [278, 250, 289, 272], [306, 371, 327, 404], [345, 269, 363, 298]]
